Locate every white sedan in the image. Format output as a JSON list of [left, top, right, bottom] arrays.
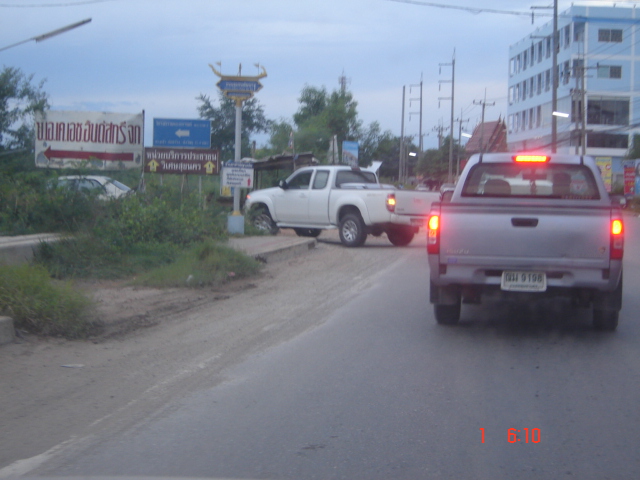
[[53, 175, 133, 200]]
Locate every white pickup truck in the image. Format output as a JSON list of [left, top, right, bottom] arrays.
[[427, 153, 624, 330], [244, 165, 433, 247]]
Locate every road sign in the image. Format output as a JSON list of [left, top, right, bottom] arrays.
[[216, 80, 262, 93], [153, 118, 211, 148], [222, 162, 254, 188], [144, 148, 219, 175]]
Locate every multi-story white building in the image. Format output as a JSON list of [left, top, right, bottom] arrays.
[[507, 5, 640, 186]]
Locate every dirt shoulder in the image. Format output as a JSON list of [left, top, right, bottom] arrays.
[[0, 229, 416, 475]]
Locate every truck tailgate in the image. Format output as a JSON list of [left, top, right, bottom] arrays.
[[394, 190, 437, 216], [439, 204, 612, 267]]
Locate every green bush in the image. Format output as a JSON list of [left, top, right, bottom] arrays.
[[0, 264, 98, 338], [132, 240, 262, 288]]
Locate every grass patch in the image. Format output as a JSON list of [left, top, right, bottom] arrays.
[[132, 241, 262, 288], [0, 264, 98, 338]]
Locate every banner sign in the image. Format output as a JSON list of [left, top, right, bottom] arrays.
[[623, 161, 635, 196], [34, 110, 144, 170], [595, 157, 612, 192], [144, 148, 219, 175], [222, 162, 254, 188], [342, 141, 359, 167]]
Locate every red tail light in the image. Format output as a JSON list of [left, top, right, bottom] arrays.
[[386, 193, 396, 213], [427, 214, 440, 254], [610, 217, 624, 260]]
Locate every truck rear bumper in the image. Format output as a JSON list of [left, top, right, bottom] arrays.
[[429, 256, 622, 293]]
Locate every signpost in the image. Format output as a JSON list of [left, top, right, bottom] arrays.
[[222, 162, 254, 188], [153, 118, 211, 148], [209, 63, 267, 234]]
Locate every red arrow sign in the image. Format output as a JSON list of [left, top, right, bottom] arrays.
[[44, 146, 134, 162]]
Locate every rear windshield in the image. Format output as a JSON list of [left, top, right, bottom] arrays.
[[461, 163, 601, 200], [335, 170, 377, 187]]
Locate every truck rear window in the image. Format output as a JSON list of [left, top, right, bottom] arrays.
[[461, 164, 601, 200], [335, 170, 378, 187]]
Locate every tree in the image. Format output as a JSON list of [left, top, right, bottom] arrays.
[[196, 92, 271, 161], [357, 121, 400, 172], [291, 84, 361, 161], [0, 66, 48, 154], [415, 136, 464, 181]]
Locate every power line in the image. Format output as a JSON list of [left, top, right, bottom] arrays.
[[0, 0, 115, 7], [387, 0, 554, 18]]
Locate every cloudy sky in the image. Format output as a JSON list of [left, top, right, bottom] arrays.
[[0, 0, 627, 150]]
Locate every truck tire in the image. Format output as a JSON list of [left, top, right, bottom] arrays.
[[592, 277, 622, 331], [253, 208, 279, 235], [387, 228, 414, 246], [294, 228, 321, 238], [592, 309, 618, 331], [434, 304, 461, 325], [339, 213, 367, 247]]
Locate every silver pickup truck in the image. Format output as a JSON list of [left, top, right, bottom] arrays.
[[427, 153, 624, 330]]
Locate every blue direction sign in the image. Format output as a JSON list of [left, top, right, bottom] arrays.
[[217, 80, 262, 93], [153, 118, 211, 148]]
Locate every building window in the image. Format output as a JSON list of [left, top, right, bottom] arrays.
[[529, 77, 535, 98], [563, 61, 571, 85], [529, 108, 535, 129], [530, 45, 535, 66], [545, 69, 551, 91], [536, 106, 542, 127], [522, 80, 527, 100], [564, 25, 571, 48], [597, 65, 622, 79], [587, 97, 629, 125], [523, 50, 528, 70], [586, 133, 628, 149], [537, 41, 543, 63], [598, 29, 623, 43], [546, 36, 551, 58], [574, 22, 585, 41]]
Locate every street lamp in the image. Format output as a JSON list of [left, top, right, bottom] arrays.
[[552, 111, 570, 118], [0, 18, 92, 53]]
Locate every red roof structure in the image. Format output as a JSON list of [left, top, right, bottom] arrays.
[[464, 118, 508, 155]]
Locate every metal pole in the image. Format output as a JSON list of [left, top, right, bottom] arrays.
[[448, 50, 455, 184], [551, 0, 558, 152], [400, 86, 406, 184], [233, 99, 242, 214]]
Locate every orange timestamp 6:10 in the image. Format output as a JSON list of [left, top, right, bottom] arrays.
[[480, 428, 541, 443]]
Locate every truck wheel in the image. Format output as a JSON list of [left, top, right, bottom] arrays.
[[339, 213, 366, 247], [592, 309, 618, 331], [294, 228, 321, 238], [387, 228, 414, 246], [434, 304, 461, 325], [253, 208, 279, 235]]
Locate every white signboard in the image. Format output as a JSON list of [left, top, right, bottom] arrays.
[[34, 110, 144, 170], [222, 162, 254, 188]]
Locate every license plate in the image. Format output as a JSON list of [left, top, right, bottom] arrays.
[[501, 271, 547, 292]]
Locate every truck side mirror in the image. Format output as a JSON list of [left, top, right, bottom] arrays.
[[278, 179, 288, 190]]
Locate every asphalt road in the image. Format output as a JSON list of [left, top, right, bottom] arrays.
[[22, 214, 640, 479]]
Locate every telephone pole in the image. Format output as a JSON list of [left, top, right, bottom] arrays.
[[473, 89, 495, 153], [439, 49, 456, 183]]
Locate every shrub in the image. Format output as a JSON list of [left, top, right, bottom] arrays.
[[0, 264, 98, 338]]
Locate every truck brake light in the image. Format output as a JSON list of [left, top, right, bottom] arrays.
[[386, 193, 396, 213], [513, 155, 549, 163], [611, 218, 624, 260], [427, 214, 440, 254]]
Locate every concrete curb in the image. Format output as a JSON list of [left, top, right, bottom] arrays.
[[227, 236, 317, 263], [0, 234, 62, 266], [0, 316, 15, 345]]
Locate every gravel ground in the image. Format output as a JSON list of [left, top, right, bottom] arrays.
[[0, 228, 421, 476]]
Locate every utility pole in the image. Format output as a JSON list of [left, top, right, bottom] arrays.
[[439, 49, 455, 183], [473, 89, 495, 153], [399, 85, 406, 184], [456, 108, 470, 178], [552, 0, 559, 152], [409, 74, 424, 153]]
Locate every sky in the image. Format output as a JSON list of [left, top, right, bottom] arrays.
[[0, 0, 632, 151]]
